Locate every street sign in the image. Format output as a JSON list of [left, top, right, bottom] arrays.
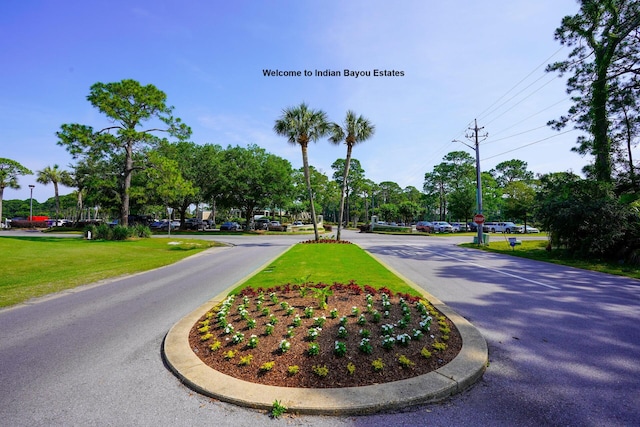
[[473, 214, 485, 224]]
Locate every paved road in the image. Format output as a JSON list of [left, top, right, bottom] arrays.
[[1, 230, 639, 426]]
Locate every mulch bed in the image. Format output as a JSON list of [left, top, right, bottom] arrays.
[[189, 285, 462, 388]]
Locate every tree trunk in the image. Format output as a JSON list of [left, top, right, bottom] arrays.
[[337, 145, 353, 241], [301, 144, 319, 240], [75, 190, 83, 226], [0, 187, 4, 228], [592, 63, 612, 183], [54, 182, 60, 223], [121, 142, 134, 227]]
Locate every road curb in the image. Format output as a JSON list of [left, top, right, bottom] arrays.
[[163, 281, 488, 415]]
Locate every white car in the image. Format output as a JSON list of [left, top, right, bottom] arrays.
[[431, 221, 453, 232], [515, 225, 540, 233]]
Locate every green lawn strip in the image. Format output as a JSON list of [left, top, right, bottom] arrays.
[[0, 236, 224, 308], [460, 239, 640, 279], [230, 243, 417, 296]]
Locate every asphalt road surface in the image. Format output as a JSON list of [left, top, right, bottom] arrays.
[[1, 230, 638, 426]]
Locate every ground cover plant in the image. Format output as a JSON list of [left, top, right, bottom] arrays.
[[0, 236, 223, 308], [460, 239, 640, 279], [189, 281, 461, 388]]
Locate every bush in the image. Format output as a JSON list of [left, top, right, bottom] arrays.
[[536, 175, 638, 260], [95, 223, 113, 240], [111, 225, 131, 240], [132, 224, 151, 238]]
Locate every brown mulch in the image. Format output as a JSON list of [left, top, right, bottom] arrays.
[[188, 286, 462, 388]]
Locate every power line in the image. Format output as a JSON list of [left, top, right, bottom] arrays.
[[481, 129, 576, 161], [476, 46, 566, 122]]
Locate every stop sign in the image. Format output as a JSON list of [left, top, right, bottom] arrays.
[[473, 214, 485, 224]]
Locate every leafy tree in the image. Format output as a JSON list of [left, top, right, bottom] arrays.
[[331, 158, 366, 229], [329, 111, 375, 240], [36, 164, 72, 223], [292, 166, 339, 223], [424, 165, 449, 220], [360, 179, 379, 221], [274, 103, 329, 240], [377, 181, 403, 205], [153, 141, 222, 228], [491, 159, 534, 187], [144, 149, 195, 221], [398, 201, 420, 224], [403, 186, 422, 204], [217, 145, 293, 228], [57, 79, 191, 226], [491, 159, 536, 223], [610, 84, 640, 192], [378, 203, 398, 223], [424, 151, 476, 220], [547, 0, 640, 183], [0, 158, 32, 224], [502, 181, 536, 224], [479, 172, 503, 219], [448, 186, 476, 223], [535, 172, 638, 258]]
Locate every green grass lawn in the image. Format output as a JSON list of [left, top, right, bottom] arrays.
[[0, 236, 224, 308], [233, 243, 417, 295], [460, 239, 640, 279]]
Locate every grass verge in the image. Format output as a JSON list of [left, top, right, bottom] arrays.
[[231, 242, 417, 295], [0, 236, 224, 308], [460, 239, 640, 279]]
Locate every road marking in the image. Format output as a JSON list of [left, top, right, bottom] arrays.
[[407, 245, 561, 290]]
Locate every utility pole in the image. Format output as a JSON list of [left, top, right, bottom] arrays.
[[468, 119, 488, 245], [454, 119, 488, 245]]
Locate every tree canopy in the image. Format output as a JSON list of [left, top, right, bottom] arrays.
[[547, 0, 640, 184], [0, 158, 33, 224], [57, 79, 191, 226], [274, 102, 329, 240]]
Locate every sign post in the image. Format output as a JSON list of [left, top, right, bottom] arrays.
[[473, 214, 485, 245]]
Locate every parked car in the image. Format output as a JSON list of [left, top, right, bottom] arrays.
[[515, 224, 540, 234], [292, 220, 303, 226], [431, 221, 453, 232], [185, 218, 212, 230], [416, 221, 432, 232], [268, 220, 287, 231], [160, 220, 181, 231], [220, 221, 242, 231], [254, 218, 270, 230], [484, 221, 518, 233], [450, 222, 469, 232]]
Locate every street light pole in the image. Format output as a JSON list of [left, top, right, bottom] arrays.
[[28, 184, 35, 223]]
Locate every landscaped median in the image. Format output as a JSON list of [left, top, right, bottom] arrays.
[[163, 241, 488, 415]]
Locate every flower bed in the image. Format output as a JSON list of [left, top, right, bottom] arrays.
[[189, 282, 461, 388]]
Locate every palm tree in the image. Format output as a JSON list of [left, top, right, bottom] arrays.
[[0, 158, 33, 227], [36, 164, 72, 223], [274, 103, 329, 241], [329, 111, 375, 240]]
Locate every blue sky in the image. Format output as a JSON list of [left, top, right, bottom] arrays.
[[2, 0, 596, 203]]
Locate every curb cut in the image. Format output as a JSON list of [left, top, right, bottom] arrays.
[[163, 285, 488, 415]]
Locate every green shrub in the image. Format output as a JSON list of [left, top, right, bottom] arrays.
[[112, 225, 131, 240], [132, 224, 151, 238], [95, 223, 113, 240]]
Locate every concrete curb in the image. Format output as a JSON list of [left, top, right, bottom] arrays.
[[162, 247, 488, 415], [163, 294, 487, 415]]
